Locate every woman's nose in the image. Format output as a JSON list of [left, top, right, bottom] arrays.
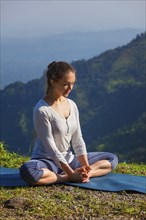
[[68, 84, 73, 90]]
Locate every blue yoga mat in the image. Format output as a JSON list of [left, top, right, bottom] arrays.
[[0, 167, 145, 193]]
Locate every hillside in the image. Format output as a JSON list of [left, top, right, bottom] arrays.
[[71, 32, 146, 163], [0, 32, 146, 162]]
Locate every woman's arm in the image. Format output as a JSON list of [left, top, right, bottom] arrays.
[[60, 161, 74, 176], [78, 154, 89, 167], [70, 102, 91, 180], [71, 103, 87, 158]]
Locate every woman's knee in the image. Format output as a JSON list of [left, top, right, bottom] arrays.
[[19, 160, 44, 185], [87, 152, 118, 169]]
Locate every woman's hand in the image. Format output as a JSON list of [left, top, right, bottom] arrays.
[[76, 166, 91, 174], [59, 161, 91, 183], [68, 166, 91, 183], [75, 166, 91, 182]]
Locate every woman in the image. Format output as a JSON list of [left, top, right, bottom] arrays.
[[20, 61, 118, 185]]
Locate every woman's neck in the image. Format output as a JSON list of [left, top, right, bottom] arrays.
[[44, 91, 66, 105]]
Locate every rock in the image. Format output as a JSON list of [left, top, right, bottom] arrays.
[[63, 185, 74, 191], [4, 197, 31, 209]]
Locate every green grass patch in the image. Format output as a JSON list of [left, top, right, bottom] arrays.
[[0, 142, 29, 168], [114, 162, 146, 176], [0, 142, 146, 219]]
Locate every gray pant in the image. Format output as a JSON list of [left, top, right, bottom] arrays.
[[19, 152, 118, 184]]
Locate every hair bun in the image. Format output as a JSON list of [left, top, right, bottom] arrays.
[[48, 61, 56, 69]]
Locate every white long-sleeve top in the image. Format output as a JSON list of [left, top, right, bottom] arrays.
[[31, 98, 87, 169]]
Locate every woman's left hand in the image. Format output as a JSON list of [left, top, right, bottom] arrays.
[[75, 166, 91, 182]]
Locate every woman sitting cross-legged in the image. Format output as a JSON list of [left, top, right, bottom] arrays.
[[19, 61, 118, 185]]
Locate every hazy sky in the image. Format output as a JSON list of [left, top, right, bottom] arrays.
[[1, 0, 146, 38]]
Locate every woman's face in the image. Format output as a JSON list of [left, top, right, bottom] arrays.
[[53, 71, 76, 97]]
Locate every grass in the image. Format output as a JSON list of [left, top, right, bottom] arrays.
[[0, 142, 146, 220], [0, 142, 29, 168]]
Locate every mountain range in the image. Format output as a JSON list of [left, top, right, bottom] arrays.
[[1, 28, 143, 88]]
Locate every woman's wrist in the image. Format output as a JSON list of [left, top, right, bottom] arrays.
[[78, 154, 89, 167], [59, 161, 74, 176]]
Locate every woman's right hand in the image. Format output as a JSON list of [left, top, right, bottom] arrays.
[[69, 170, 89, 183], [59, 161, 90, 183]]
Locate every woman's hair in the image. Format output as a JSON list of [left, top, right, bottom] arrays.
[[46, 61, 76, 94]]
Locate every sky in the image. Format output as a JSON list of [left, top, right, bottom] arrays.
[[1, 0, 146, 38]]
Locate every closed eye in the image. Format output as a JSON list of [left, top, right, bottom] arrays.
[[64, 82, 75, 86]]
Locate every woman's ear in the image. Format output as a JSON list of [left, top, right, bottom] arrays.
[[50, 79, 56, 86]]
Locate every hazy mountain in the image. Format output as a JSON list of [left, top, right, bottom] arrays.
[[1, 28, 143, 89], [0, 32, 145, 163]]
